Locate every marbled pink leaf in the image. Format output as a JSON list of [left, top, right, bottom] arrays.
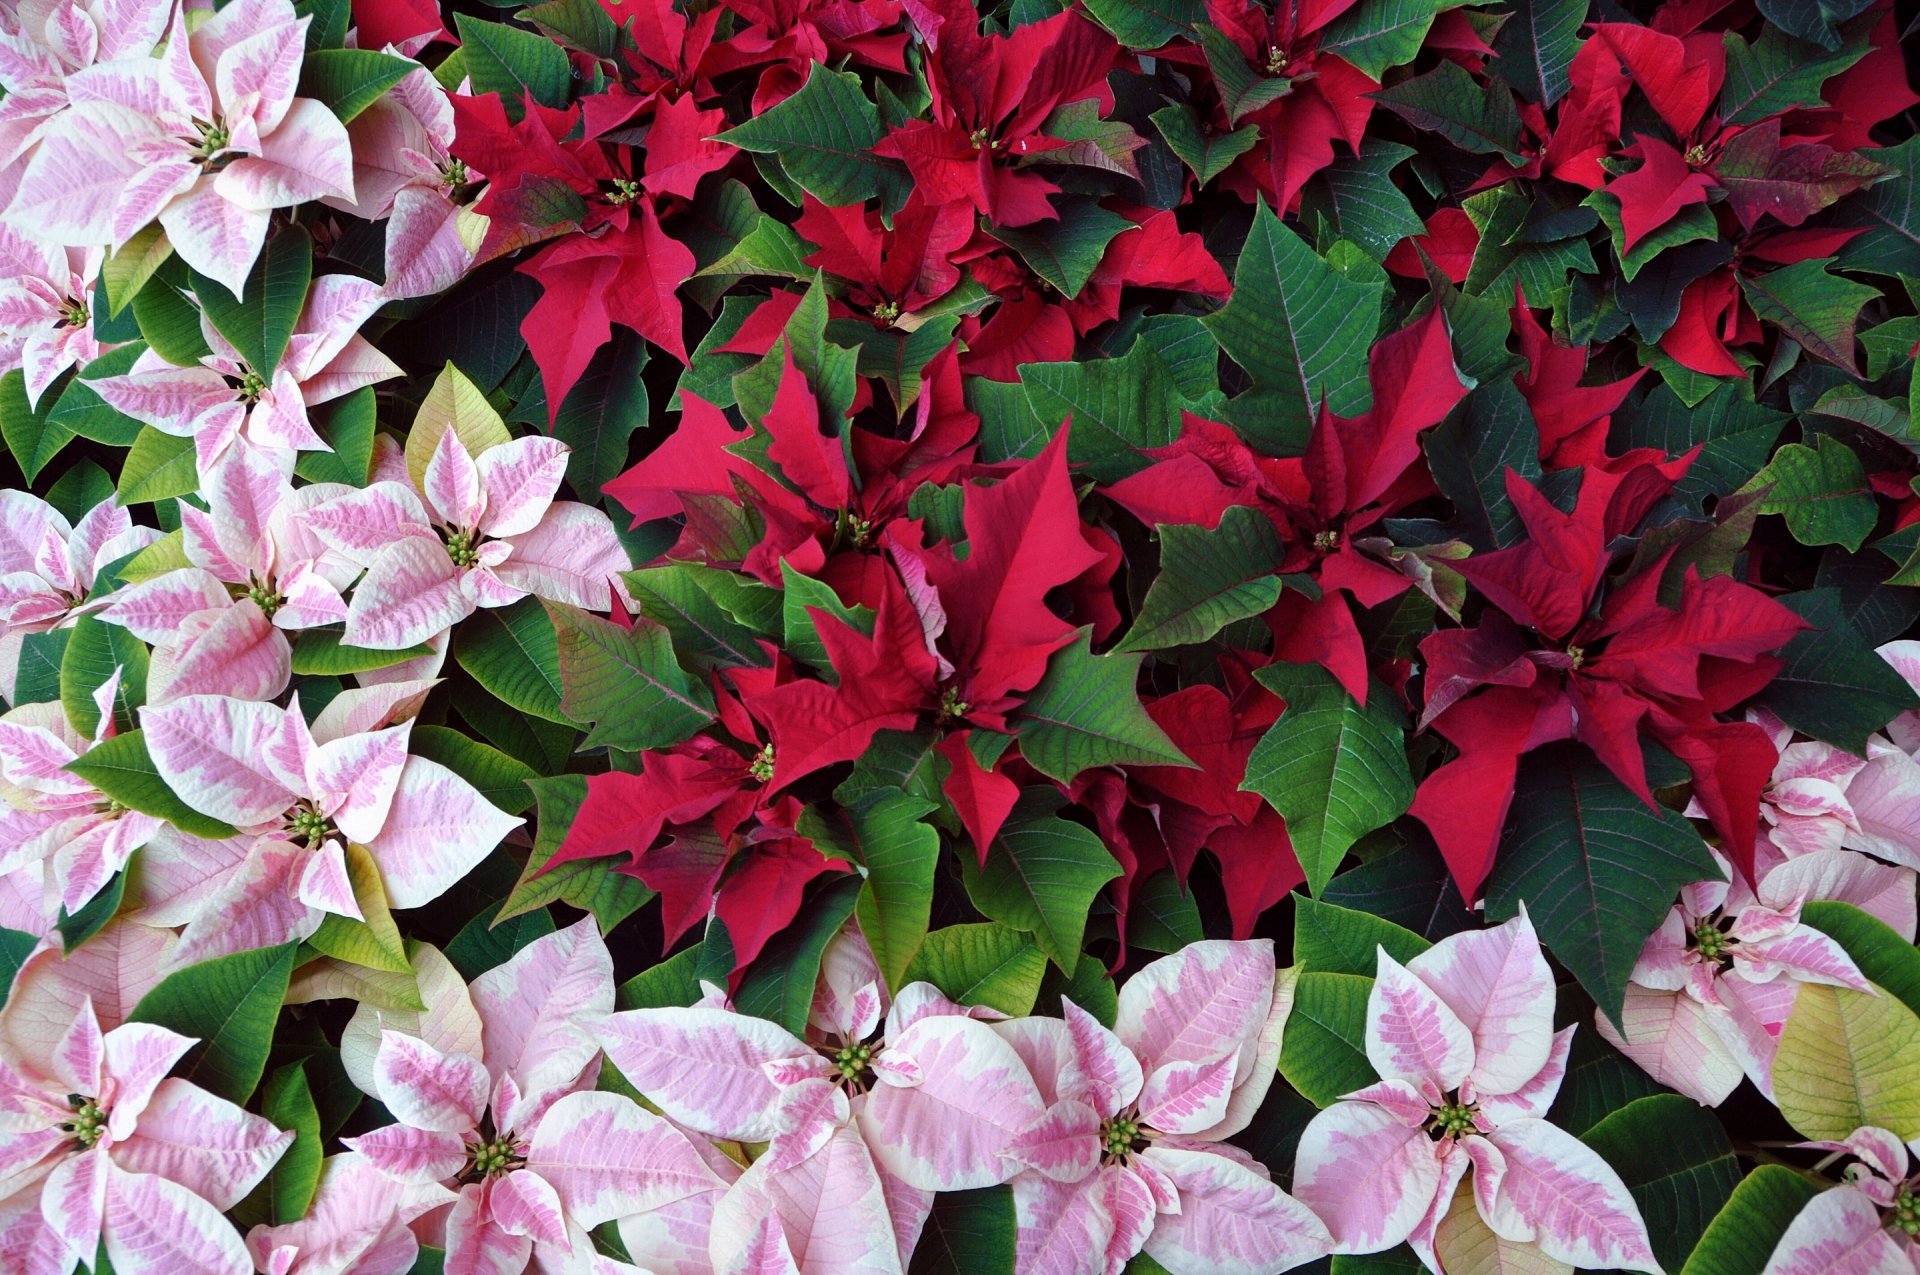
[[595, 1007, 808, 1143], [489, 1168, 568, 1246], [860, 1015, 1044, 1191], [98, 1160, 254, 1275], [1011, 1165, 1155, 1275], [475, 437, 568, 539], [1367, 948, 1475, 1094], [424, 424, 486, 531], [491, 502, 628, 611], [470, 918, 612, 1106], [1482, 1117, 1662, 1273], [340, 536, 470, 651], [1140, 1145, 1331, 1274], [1112, 940, 1278, 1081], [372, 1031, 487, 1134], [1406, 911, 1556, 1096], [1292, 1099, 1443, 1254], [111, 1078, 291, 1207], [442, 1183, 533, 1275], [710, 1125, 902, 1275], [1004, 1100, 1102, 1183], [97, 569, 230, 643], [1137, 1054, 1237, 1136], [529, 1091, 733, 1226], [368, 757, 520, 909], [140, 695, 299, 826], [1761, 1183, 1910, 1275], [340, 1122, 467, 1184]]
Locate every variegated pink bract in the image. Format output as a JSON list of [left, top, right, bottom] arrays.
[[307, 425, 629, 650], [0, 231, 105, 409], [0, 998, 291, 1275], [97, 447, 357, 706], [244, 1151, 455, 1275], [136, 684, 518, 963], [87, 273, 400, 476], [4, 0, 354, 293], [0, 0, 174, 181], [0, 674, 161, 917], [1761, 1126, 1920, 1275], [343, 920, 706, 1274], [1594, 845, 1874, 1107], [0, 491, 157, 703], [993, 939, 1328, 1275], [1293, 912, 1663, 1274]]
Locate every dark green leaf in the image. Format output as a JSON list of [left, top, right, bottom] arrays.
[[1278, 970, 1375, 1105], [902, 923, 1050, 1016], [1490, 0, 1586, 105], [1758, 589, 1920, 753], [909, 1186, 1018, 1274], [1119, 506, 1288, 651], [1484, 744, 1722, 1024], [715, 65, 902, 206], [1292, 896, 1430, 976], [410, 725, 538, 815], [1300, 139, 1426, 262], [297, 48, 416, 122], [0, 928, 36, 1010], [1080, 0, 1201, 46], [1316, 0, 1446, 79], [259, 1062, 324, 1223], [960, 792, 1122, 972], [1582, 1095, 1742, 1272], [193, 227, 312, 376], [0, 368, 70, 482], [1677, 1166, 1821, 1275], [1150, 104, 1260, 185], [733, 877, 862, 1035], [844, 796, 942, 992], [1374, 60, 1526, 163], [1740, 258, 1878, 374], [60, 612, 146, 737], [1196, 26, 1297, 124], [1019, 339, 1184, 483], [500, 776, 656, 930], [454, 14, 572, 113], [1751, 434, 1876, 551], [1426, 380, 1543, 552], [291, 627, 432, 676], [991, 199, 1133, 299], [454, 597, 570, 724], [1612, 381, 1790, 513], [116, 426, 199, 505], [1720, 25, 1871, 126]]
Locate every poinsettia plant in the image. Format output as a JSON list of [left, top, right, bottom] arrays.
[[1, 0, 1919, 1270]]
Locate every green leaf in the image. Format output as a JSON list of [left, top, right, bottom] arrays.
[[0, 928, 36, 1011], [1461, 185, 1597, 303], [0, 368, 70, 482], [1750, 434, 1876, 551], [834, 729, 950, 813], [1739, 257, 1878, 374], [715, 65, 902, 206], [961, 793, 1120, 973], [616, 946, 705, 1011], [1754, 0, 1871, 52], [1801, 901, 1920, 1017], [1581, 1095, 1742, 1273], [259, 1062, 324, 1224], [1243, 665, 1415, 895], [406, 361, 513, 490], [454, 597, 569, 724], [1019, 339, 1184, 483], [295, 386, 377, 487], [131, 272, 210, 365], [781, 562, 874, 675], [1777, 979, 1920, 1140], [909, 1186, 1018, 1274], [57, 858, 128, 950], [1720, 25, 1871, 126], [298, 47, 416, 121], [101, 224, 172, 317], [60, 612, 146, 737], [1588, 193, 1719, 283], [13, 632, 68, 712], [453, 14, 572, 114], [1015, 630, 1193, 784], [1838, 136, 1920, 277], [549, 334, 648, 502], [547, 603, 714, 750], [1551, 1020, 1672, 1136], [1196, 26, 1296, 124], [116, 426, 200, 505], [129, 944, 296, 1104], [1204, 201, 1381, 453], [991, 199, 1133, 299], [734, 877, 862, 1036], [1080, 0, 1200, 46], [49, 346, 147, 446], [1041, 951, 1118, 1026], [1150, 104, 1260, 185], [1489, 0, 1586, 105], [1426, 380, 1542, 552], [1757, 589, 1920, 754], [1374, 60, 1526, 163], [1278, 970, 1376, 1106], [1301, 139, 1427, 263], [1128, 871, 1206, 953], [846, 796, 942, 992], [499, 776, 655, 930], [1118, 506, 1286, 652], [523, 0, 622, 56], [290, 627, 432, 676], [306, 843, 411, 974], [902, 923, 1050, 1016], [1612, 381, 1790, 514], [63, 730, 237, 840], [1315, 0, 1446, 79], [409, 726, 538, 816], [1292, 896, 1429, 976], [193, 228, 311, 376], [625, 564, 778, 670], [1678, 1166, 1823, 1275], [1483, 744, 1722, 1025]]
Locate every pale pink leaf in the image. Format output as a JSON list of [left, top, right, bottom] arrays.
[[1367, 948, 1475, 1094], [1406, 911, 1556, 1097], [594, 1007, 809, 1143], [1140, 1145, 1332, 1273], [340, 1122, 467, 1184], [859, 1015, 1044, 1191], [1482, 1118, 1662, 1273], [1292, 1099, 1444, 1254], [1004, 1100, 1102, 1183], [372, 1031, 487, 1134], [367, 757, 520, 909], [528, 1090, 732, 1226], [1112, 940, 1278, 1080], [470, 917, 613, 1106], [475, 437, 568, 540]]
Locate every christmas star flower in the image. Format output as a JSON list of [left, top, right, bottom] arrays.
[[1293, 913, 1662, 1274], [0, 491, 157, 703], [307, 426, 629, 650]]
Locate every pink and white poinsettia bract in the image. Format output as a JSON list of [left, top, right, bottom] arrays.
[[308, 425, 629, 650], [0, 998, 291, 1275], [5, 0, 355, 294], [88, 273, 400, 475], [1293, 912, 1663, 1274], [138, 688, 519, 942], [1761, 1125, 1920, 1275], [994, 938, 1330, 1275], [0, 491, 157, 702], [1594, 845, 1873, 1107]]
